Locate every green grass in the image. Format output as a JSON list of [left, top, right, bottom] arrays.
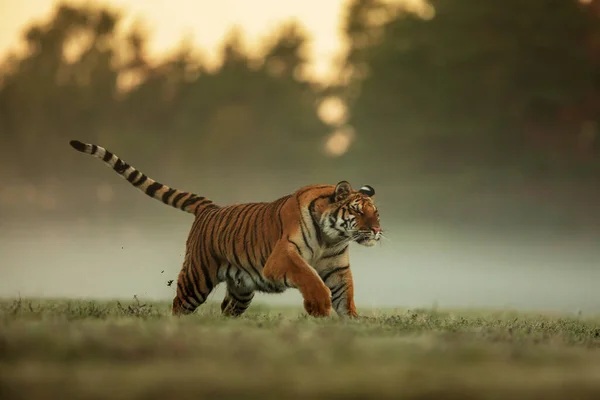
[[2, 298, 600, 399]]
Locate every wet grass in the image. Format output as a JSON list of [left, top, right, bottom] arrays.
[[2, 298, 600, 399]]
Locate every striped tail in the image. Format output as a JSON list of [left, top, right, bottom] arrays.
[[69, 140, 216, 215]]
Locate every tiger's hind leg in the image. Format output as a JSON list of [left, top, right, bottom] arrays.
[[172, 259, 219, 316], [221, 280, 255, 317]]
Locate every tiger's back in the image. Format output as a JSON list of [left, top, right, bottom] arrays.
[[183, 195, 293, 296]]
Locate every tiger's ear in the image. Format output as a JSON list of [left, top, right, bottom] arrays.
[[334, 181, 352, 202], [358, 185, 375, 197]]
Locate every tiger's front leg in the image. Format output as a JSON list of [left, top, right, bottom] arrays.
[[319, 265, 359, 318], [263, 239, 332, 317]]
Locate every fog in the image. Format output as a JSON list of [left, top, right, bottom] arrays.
[[3, 203, 599, 315]]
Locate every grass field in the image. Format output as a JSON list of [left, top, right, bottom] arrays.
[[2, 298, 600, 399]]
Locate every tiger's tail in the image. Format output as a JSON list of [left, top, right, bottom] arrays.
[[69, 140, 215, 215]]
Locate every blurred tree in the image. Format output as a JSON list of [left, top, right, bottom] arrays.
[[162, 24, 329, 171], [342, 0, 600, 177], [0, 4, 123, 181], [0, 2, 332, 218]]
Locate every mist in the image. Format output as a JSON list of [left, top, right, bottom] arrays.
[[3, 177, 600, 315]]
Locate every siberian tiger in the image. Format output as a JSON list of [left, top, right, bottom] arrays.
[[69, 140, 382, 318]]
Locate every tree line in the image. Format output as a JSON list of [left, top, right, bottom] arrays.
[[1, 0, 599, 229]]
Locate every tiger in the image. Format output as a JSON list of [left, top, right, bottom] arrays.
[[68, 139, 383, 318]]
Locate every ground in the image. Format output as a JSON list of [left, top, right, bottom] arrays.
[[2, 298, 600, 399]]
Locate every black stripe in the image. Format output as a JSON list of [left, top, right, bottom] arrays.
[[238, 264, 261, 288], [181, 268, 201, 304], [321, 265, 349, 283], [276, 196, 290, 235], [229, 304, 249, 313], [261, 202, 277, 256], [332, 287, 347, 308], [330, 215, 346, 236], [333, 204, 344, 220], [162, 188, 176, 204], [328, 192, 336, 203], [146, 182, 163, 197], [180, 195, 198, 210], [195, 242, 213, 295], [339, 209, 352, 230], [193, 199, 213, 214], [222, 204, 249, 252], [261, 203, 277, 265], [245, 204, 263, 269], [234, 203, 260, 268], [173, 192, 188, 207], [215, 206, 238, 255], [177, 281, 196, 310], [227, 297, 252, 313], [176, 278, 196, 310], [133, 175, 147, 187], [300, 224, 314, 256], [193, 212, 216, 295], [204, 209, 222, 268], [294, 188, 321, 240], [330, 282, 346, 298], [228, 290, 247, 304], [237, 294, 254, 303], [227, 205, 254, 270], [253, 203, 270, 267], [126, 170, 140, 183], [102, 150, 113, 162], [296, 185, 330, 197], [322, 246, 348, 259], [206, 245, 223, 290], [177, 281, 188, 297], [113, 159, 129, 174], [181, 302, 196, 311], [180, 301, 196, 312], [309, 194, 332, 245], [199, 256, 214, 292], [182, 273, 199, 305], [91, 144, 98, 155], [297, 196, 311, 239], [186, 253, 206, 303], [233, 240, 261, 281], [193, 215, 213, 273], [287, 236, 302, 255], [180, 272, 193, 298], [283, 273, 290, 288], [182, 195, 204, 210]]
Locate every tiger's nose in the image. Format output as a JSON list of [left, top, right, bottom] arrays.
[[372, 227, 381, 234]]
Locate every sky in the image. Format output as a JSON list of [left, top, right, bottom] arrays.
[[0, 0, 431, 82], [0, 0, 354, 83], [0, 0, 428, 132]]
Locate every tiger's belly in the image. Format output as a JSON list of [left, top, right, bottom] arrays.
[[222, 264, 287, 294]]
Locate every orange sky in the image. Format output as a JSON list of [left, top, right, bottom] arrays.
[[0, 0, 425, 82]]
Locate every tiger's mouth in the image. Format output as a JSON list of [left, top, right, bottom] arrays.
[[356, 235, 378, 247]]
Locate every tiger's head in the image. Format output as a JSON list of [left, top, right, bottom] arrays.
[[321, 181, 382, 247]]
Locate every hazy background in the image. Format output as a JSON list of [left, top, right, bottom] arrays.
[[1, 0, 600, 314]]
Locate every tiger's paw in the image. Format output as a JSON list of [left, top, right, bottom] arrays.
[[303, 287, 332, 317], [304, 299, 332, 317]]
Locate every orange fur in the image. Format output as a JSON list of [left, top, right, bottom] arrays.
[[69, 141, 382, 318]]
